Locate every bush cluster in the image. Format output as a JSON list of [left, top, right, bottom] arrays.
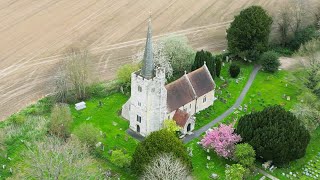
[[229, 64, 240, 78], [260, 51, 281, 73]]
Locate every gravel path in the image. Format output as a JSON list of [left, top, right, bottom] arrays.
[[183, 65, 261, 143]]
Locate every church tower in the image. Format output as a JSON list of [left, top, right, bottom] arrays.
[[126, 17, 167, 137]]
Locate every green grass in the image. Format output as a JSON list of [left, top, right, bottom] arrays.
[[195, 62, 254, 130], [186, 138, 232, 179], [70, 93, 139, 179], [241, 70, 302, 112]]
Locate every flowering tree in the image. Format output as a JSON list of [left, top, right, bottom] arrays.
[[133, 36, 195, 79], [200, 124, 241, 159]]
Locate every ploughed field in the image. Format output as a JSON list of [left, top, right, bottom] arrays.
[[0, 0, 281, 120]]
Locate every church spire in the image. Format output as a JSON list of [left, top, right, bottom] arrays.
[[141, 14, 154, 79]]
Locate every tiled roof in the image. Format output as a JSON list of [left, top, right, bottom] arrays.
[[165, 76, 195, 112], [187, 66, 216, 97], [173, 109, 190, 127], [165, 65, 215, 112]]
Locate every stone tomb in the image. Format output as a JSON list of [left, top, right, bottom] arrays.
[[75, 101, 86, 111]]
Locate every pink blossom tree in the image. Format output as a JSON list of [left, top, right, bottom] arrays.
[[200, 124, 242, 159]]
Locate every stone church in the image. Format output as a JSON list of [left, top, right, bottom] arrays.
[[121, 18, 216, 137]]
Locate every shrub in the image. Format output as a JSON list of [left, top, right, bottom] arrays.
[[8, 114, 25, 125], [163, 119, 181, 134], [131, 129, 191, 174], [229, 64, 240, 78], [49, 104, 73, 139], [288, 26, 319, 51], [110, 149, 131, 168], [260, 51, 281, 73], [234, 143, 256, 168], [227, 6, 273, 60], [225, 164, 246, 180], [291, 103, 320, 132], [22, 136, 102, 179], [236, 105, 310, 165], [73, 123, 101, 150], [116, 63, 140, 90]]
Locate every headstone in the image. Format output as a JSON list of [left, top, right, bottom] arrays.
[[112, 121, 118, 126], [287, 96, 291, 101], [207, 156, 211, 160], [236, 79, 239, 84], [96, 142, 102, 148], [120, 86, 124, 94], [210, 173, 219, 179], [188, 149, 193, 157], [75, 101, 86, 111], [259, 176, 266, 180]]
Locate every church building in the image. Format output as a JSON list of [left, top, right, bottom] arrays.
[[121, 18, 216, 137]]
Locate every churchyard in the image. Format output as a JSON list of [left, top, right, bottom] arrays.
[[1, 1, 320, 179]]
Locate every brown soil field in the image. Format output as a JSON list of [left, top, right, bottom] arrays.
[[0, 0, 309, 120]]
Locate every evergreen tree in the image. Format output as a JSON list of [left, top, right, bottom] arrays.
[[215, 56, 222, 77], [227, 6, 273, 60], [236, 105, 310, 165], [205, 51, 216, 78], [192, 50, 216, 78], [191, 50, 206, 71]]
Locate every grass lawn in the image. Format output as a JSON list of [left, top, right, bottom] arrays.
[[70, 93, 139, 179], [195, 62, 254, 130], [240, 70, 302, 112], [186, 138, 232, 179]]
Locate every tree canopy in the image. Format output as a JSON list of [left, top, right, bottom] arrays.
[[236, 105, 310, 165], [131, 129, 192, 175], [227, 6, 273, 60], [192, 50, 216, 78]]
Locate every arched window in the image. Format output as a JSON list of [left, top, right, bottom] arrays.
[[137, 125, 140, 133]]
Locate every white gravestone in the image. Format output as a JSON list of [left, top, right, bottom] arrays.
[[75, 101, 86, 111]]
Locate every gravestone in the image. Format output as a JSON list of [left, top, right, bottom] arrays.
[[287, 96, 291, 101], [75, 101, 86, 111]]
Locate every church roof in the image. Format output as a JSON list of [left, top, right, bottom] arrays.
[[165, 65, 215, 112], [187, 65, 216, 97], [165, 76, 195, 112], [173, 109, 190, 128]]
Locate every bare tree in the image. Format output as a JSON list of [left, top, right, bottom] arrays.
[[54, 47, 93, 102], [276, 8, 292, 46], [289, 0, 310, 34], [54, 69, 69, 103], [140, 153, 192, 180], [23, 136, 102, 179]]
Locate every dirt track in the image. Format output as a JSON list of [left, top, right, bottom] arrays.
[[0, 0, 287, 120]]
